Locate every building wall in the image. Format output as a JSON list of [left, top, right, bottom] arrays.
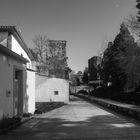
[[47, 40, 68, 79], [11, 35, 36, 114], [11, 35, 32, 69], [0, 53, 26, 119], [36, 74, 69, 103], [23, 70, 35, 114], [88, 56, 101, 82]]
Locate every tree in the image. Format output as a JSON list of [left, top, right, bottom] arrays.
[[136, 0, 140, 22], [32, 34, 49, 63], [114, 23, 136, 90], [102, 23, 137, 90], [125, 15, 140, 37], [77, 71, 82, 75], [101, 42, 113, 86], [125, 0, 140, 37], [82, 67, 88, 84], [32, 35, 68, 77], [97, 34, 109, 58], [119, 42, 140, 90]]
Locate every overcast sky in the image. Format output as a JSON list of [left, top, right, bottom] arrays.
[[0, 0, 136, 72]]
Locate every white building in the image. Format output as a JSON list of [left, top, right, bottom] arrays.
[[0, 26, 35, 119], [36, 74, 69, 103]]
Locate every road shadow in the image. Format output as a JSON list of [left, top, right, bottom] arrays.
[[2, 112, 140, 140]]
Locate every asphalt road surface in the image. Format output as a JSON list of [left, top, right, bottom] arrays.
[[1, 95, 140, 140]]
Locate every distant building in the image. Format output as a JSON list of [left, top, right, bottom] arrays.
[[48, 40, 69, 79], [88, 56, 102, 85], [32, 39, 70, 79]]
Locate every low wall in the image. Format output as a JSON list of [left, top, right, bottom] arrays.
[[36, 74, 69, 103], [75, 94, 140, 120]]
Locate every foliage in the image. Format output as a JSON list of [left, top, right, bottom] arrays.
[[100, 42, 113, 85], [77, 71, 82, 75], [101, 23, 140, 91], [32, 34, 49, 63], [90, 86, 140, 105], [125, 15, 140, 37], [136, 0, 140, 22], [82, 67, 88, 84], [32, 35, 68, 76], [125, 0, 140, 37]]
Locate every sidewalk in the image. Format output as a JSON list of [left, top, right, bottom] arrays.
[[74, 93, 140, 120]]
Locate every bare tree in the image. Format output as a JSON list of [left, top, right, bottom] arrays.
[[32, 34, 49, 63], [125, 15, 140, 37], [97, 35, 109, 58]]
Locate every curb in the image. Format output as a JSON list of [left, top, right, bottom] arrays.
[[75, 94, 140, 120]]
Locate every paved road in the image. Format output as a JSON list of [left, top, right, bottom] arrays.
[[1, 95, 140, 140]]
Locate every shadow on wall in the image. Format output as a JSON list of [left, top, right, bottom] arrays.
[[23, 70, 29, 115], [24, 72, 29, 114]]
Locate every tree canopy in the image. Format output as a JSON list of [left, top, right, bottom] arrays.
[[101, 23, 140, 91]]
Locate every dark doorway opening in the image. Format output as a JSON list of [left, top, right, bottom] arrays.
[[13, 69, 23, 117]]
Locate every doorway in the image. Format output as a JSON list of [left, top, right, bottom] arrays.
[[13, 69, 23, 117]]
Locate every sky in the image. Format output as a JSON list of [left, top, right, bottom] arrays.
[[0, 0, 137, 72]]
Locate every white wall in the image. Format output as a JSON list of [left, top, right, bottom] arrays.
[[36, 75, 69, 103], [0, 53, 26, 119], [0, 55, 13, 119], [24, 70, 35, 114], [11, 35, 32, 69]]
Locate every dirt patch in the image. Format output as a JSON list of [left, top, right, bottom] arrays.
[[35, 102, 66, 114]]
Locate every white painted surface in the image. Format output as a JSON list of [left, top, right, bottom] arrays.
[[0, 53, 26, 119], [36, 75, 69, 103], [0, 31, 36, 119], [11, 35, 31, 69], [25, 70, 35, 114]]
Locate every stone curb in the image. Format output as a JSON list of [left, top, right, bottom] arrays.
[[74, 94, 140, 120]]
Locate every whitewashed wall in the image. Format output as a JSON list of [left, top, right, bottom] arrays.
[[36, 75, 69, 103], [24, 70, 35, 114], [11, 35, 36, 114], [0, 53, 26, 119], [11, 35, 31, 69]]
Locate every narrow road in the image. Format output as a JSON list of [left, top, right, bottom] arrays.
[[1, 95, 140, 140]]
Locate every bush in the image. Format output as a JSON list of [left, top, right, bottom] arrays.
[[91, 86, 140, 105]]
